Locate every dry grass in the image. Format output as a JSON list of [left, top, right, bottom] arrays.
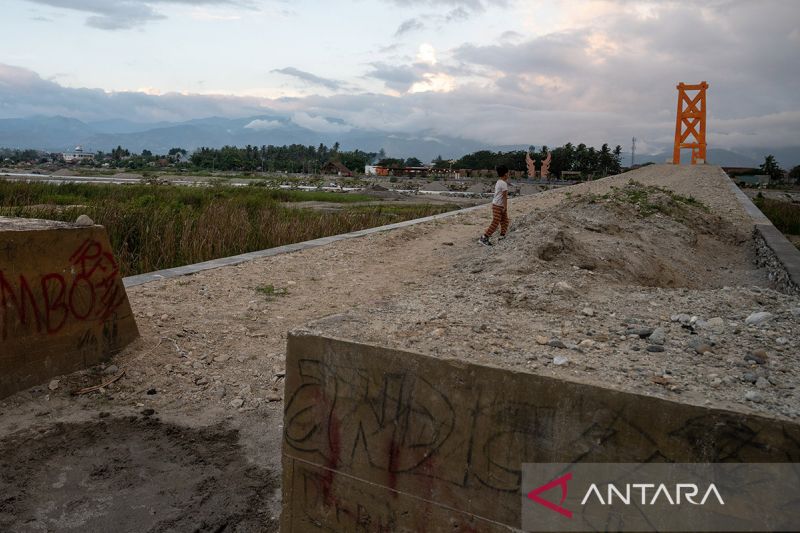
[[754, 196, 800, 236], [0, 180, 455, 276]]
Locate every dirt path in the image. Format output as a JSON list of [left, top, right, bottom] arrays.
[[0, 208, 484, 532]]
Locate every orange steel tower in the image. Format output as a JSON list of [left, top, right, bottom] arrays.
[[672, 81, 708, 165]]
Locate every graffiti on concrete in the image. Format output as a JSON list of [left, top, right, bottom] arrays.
[[283, 341, 800, 530], [0, 238, 126, 340]]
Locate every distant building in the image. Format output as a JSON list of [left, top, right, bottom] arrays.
[[365, 165, 390, 176], [62, 145, 95, 163], [322, 160, 353, 177]]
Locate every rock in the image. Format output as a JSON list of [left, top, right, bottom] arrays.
[[745, 311, 773, 326], [213, 355, 231, 363], [710, 378, 722, 387], [744, 391, 763, 403], [627, 327, 653, 338], [548, 339, 567, 349], [160, 313, 168, 321], [74, 214, 94, 226], [213, 386, 227, 400], [552, 355, 569, 366], [776, 337, 789, 345], [581, 307, 595, 317], [48, 379, 60, 391], [706, 317, 725, 332], [745, 350, 768, 365], [756, 376, 770, 390], [646, 345, 665, 353], [194, 376, 208, 386], [230, 398, 245, 409], [788, 307, 800, 317], [103, 365, 119, 375], [535, 335, 549, 345], [689, 338, 713, 354], [671, 313, 691, 324], [742, 372, 757, 384], [648, 327, 666, 345], [554, 281, 575, 294], [578, 339, 595, 348]]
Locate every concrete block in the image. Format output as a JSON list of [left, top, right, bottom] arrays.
[[282, 333, 800, 532], [0, 217, 138, 398]]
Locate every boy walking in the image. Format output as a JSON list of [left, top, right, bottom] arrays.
[[479, 165, 510, 246]]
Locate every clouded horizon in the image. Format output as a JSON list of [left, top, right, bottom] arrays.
[[1, 0, 799, 155]]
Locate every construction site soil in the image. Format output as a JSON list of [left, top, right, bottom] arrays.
[[0, 165, 797, 531]]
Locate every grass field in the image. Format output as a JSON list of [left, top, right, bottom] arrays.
[[0, 180, 455, 276], [754, 196, 800, 238]]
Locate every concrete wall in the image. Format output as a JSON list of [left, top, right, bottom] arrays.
[[0, 217, 139, 398], [282, 333, 800, 532], [725, 175, 800, 294]]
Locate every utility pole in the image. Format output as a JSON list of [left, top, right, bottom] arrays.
[[631, 137, 636, 168]]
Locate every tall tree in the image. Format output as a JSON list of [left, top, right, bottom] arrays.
[[760, 155, 784, 182], [788, 165, 800, 184]]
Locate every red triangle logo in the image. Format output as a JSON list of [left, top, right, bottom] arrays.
[[527, 472, 573, 519]]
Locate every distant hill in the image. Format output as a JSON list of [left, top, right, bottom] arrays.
[[0, 115, 485, 161], [0, 115, 796, 167], [733, 146, 800, 169], [632, 148, 800, 169]]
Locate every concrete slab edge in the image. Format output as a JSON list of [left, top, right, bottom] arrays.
[[123, 202, 487, 288], [723, 170, 800, 293]]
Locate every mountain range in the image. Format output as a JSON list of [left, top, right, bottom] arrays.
[[1, 115, 798, 168]]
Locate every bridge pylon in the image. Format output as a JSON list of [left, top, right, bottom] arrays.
[[672, 81, 708, 165]]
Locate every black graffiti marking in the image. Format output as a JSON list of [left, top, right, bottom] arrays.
[[285, 355, 800, 496]]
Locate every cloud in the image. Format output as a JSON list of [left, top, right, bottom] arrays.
[[395, 17, 424, 36], [445, 7, 470, 21], [385, 0, 507, 9], [290, 112, 352, 133], [416, 43, 437, 65], [0, 64, 267, 122], [384, 0, 507, 24], [1, 0, 798, 156], [272, 67, 342, 91], [450, 1, 800, 125], [409, 72, 456, 93], [244, 119, 282, 130], [23, 0, 248, 30], [365, 62, 425, 93]]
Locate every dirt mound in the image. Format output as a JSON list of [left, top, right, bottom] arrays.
[[0, 416, 279, 532], [479, 180, 750, 289]]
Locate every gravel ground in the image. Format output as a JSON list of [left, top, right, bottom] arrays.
[[305, 165, 800, 421], [0, 164, 796, 531]]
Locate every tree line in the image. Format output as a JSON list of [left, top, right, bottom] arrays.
[[431, 143, 625, 178], [5, 144, 798, 182], [190, 143, 378, 174]]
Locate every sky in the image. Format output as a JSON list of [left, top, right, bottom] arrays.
[[0, 0, 798, 154]]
